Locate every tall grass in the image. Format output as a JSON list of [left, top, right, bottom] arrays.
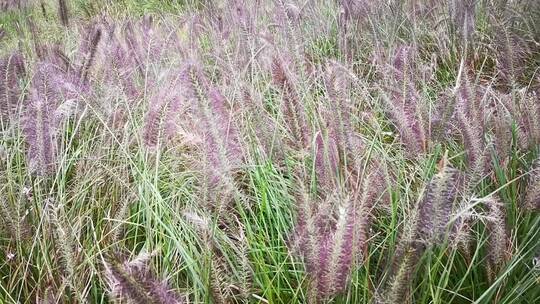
[[0, 0, 539, 303]]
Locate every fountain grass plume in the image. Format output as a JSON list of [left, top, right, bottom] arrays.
[[104, 250, 186, 304], [271, 55, 310, 150], [314, 132, 339, 192], [323, 62, 364, 164], [382, 154, 461, 303], [0, 51, 25, 127], [23, 87, 57, 176], [381, 45, 427, 157], [524, 158, 540, 211], [78, 26, 102, 84], [180, 60, 242, 211], [455, 72, 490, 187], [143, 72, 183, 149], [290, 162, 387, 301], [416, 154, 462, 246], [484, 195, 510, 281]]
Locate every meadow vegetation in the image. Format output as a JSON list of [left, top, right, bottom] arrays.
[[0, 0, 539, 303]]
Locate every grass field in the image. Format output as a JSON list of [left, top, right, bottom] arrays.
[[0, 0, 539, 303]]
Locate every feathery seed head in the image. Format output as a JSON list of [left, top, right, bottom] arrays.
[[416, 155, 462, 246], [525, 158, 540, 211], [104, 251, 186, 304]]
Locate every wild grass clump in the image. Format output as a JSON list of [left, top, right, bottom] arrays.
[[0, 1, 539, 303]]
